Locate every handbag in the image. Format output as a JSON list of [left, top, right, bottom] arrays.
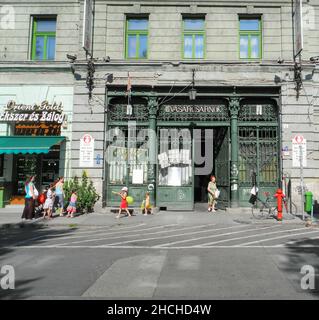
[[214, 189, 220, 199], [249, 194, 257, 204], [33, 186, 39, 198]]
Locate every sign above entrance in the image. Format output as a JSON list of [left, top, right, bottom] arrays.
[[164, 105, 223, 113], [0, 100, 65, 124]]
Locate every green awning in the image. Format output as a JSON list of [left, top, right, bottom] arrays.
[[0, 136, 66, 154]]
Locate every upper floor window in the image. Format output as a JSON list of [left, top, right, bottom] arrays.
[[239, 18, 262, 59], [31, 17, 56, 60], [183, 18, 205, 59], [126, 18, 148, 59]]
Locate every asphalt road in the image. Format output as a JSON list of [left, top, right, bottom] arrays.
[[0, 213, 318, 300]]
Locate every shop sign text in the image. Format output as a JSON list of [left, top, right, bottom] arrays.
[[164, 105, 223, 113], [0, 100, 65, 124]]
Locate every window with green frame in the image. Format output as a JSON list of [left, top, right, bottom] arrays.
[[183, 18, 205, 59], [31, 17, 56, 60], [239, 18, 262, 59], [126, 18, 148, 59]]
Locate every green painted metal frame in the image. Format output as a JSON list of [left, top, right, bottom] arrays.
[[105, 88, 280, 209], [238, 17, 263, 60], [31, 18, 56, 61], [182, 18, 206, 59], [125, 18, 149, 60]]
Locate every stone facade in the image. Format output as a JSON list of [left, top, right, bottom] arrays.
[[0, 0, 318, 210]]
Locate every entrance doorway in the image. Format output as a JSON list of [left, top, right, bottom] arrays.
[[193, 127, 230, 208]]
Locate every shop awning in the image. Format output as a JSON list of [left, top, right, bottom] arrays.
[[0, 136, 66, 154]]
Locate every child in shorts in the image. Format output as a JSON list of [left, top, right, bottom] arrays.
[[66, 190, 77, 218]]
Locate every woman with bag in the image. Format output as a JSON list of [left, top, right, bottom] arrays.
[[21, 175, 37, 220], [207, 175, 218, 213]]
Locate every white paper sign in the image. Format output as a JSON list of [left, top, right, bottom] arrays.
[[80, 134, 94, 167], [158, 152, 170, 168], [167, 167, 182, 186], [292, 135, 307, 167], [132, 169, 143, 184]]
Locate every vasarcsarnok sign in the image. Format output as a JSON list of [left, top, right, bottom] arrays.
[[0, 100, 66, 124]]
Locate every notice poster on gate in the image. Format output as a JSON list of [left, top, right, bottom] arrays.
[[79, 134, 95, 167]]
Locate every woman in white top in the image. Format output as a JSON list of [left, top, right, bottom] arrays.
[[43, 184, 55, 220]]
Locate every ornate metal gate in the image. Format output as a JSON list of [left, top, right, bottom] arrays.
[[237, 101, 279, 204]]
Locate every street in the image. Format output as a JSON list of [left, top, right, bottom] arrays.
[[0, 210, 318, 300]]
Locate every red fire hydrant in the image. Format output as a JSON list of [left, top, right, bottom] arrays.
[[274, 188, 283, 221]]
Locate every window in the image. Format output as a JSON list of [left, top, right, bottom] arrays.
[[31, 17, 56, 60], [126, 18, 148, 59], [183, 18, 205, 59], [239, 18, 262, 59], [107, 127, 149, 185]]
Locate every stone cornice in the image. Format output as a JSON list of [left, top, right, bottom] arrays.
[[0, 62, 72, 73]]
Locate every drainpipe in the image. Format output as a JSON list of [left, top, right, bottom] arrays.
[[102, 86, 108, 207]]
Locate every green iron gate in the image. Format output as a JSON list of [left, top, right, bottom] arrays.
[[237, 101, 279, 205]]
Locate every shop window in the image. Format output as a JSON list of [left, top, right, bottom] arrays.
[[239, 17, 262, 59], [15, 155, 38, 195], [158, 128, 192, 186], [126, 18, 148, 59], [183, 18, 205, 59], [31, 17, 56, 60], [107, 127, 148, 185]]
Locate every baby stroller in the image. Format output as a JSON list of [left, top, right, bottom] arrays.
[[34, 190, 47, 218]]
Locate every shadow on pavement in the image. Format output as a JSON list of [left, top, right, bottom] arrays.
[[281, 235, 319, 298], [0, 225, 80, 299]]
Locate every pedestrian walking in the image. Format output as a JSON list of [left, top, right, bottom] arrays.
[[21, 175, 37, 220], [66, 190, 77, 218], [113, 187, 132, 218], [54, 177, 65, 216], [207, 175, 218, 212], [43, 184, 55, 220]]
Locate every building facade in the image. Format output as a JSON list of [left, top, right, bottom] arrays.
[[0, 0, 78, 204], [0, 0, 318, 211]]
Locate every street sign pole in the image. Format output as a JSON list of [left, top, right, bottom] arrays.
[[299, 145, 304, 220]]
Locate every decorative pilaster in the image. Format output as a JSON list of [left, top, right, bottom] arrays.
[[148, 96, 158, 204], [229, 97, 240, 208]]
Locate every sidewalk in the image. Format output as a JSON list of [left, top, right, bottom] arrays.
[[0, 205, 316, 230]]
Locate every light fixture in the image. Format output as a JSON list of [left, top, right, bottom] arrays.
[[126, 104, 133, 115], [66, 53, 77, 62], [189, 69, 197, 100], [310, 56, 319, 63]]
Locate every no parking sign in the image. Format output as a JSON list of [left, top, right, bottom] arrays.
[[292, 135, 307, 167]]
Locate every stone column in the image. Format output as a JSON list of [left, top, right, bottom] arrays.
[[229, 97, 240, 208], [148, 96, 158, 205]]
